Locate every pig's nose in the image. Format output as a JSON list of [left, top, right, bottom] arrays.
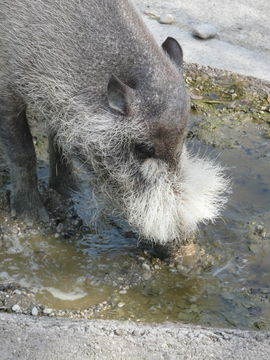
[[154, 149, 178, 171], [134, 142, 178, 171], [134, 143, 156, 160]]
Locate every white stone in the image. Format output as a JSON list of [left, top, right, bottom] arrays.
[[43, 308, 53, 315], [142, 263, 151, 272], [159, 13, 174, 24], [12, 304, 21, 313], [192, 24, 218, 39], [31, 307, 39, 316]]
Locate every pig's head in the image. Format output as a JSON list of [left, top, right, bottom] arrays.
[[67, 38, 230, 244]]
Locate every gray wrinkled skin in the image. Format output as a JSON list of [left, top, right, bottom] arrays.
[[0, 1, 227, 244]]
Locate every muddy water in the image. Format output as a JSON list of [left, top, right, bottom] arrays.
[[0, 114, 270, 330]]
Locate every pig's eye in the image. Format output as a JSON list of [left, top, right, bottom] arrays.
[[134, 143, 156, 160]]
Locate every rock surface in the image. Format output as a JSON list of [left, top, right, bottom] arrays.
[[0, 313, 270, 360]]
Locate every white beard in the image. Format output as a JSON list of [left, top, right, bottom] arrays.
[[124, 146, 230, 244]]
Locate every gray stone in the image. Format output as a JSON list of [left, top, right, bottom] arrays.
[[143, 272, 152, 280], [56, 223, 64, 233], [192, 24, 218, 39], [114, 328, 125, 336], [132, 329, 141, 336]]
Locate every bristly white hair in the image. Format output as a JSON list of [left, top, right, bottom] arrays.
[[124, 146, 230, 244]]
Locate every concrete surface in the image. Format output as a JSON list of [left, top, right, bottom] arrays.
[[0, 313, 270, 360], [137, 0, 270, 81]]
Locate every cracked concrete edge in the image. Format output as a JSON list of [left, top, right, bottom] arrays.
[[0, 313, 270, 360]]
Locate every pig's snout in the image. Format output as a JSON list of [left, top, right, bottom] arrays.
[[134, 143, 156, 160], [133, 138, 183, 171]]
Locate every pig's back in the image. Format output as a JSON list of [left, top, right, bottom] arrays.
[[0, 0, 170, 99]]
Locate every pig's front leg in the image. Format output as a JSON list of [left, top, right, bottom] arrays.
[[48, 133, 78, 196], [0, 96, 49, 222]]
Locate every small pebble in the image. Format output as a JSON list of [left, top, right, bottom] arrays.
[[143, 272, 152, 281], [159, 13, 174, 24], [31, 307, 39, 316], [12, 304, 21, 313], [114, 329, 124, 336], [43, 308, 53, 315], [56, 223, 64, 233], [192, 24, 217, 39], [188, 296, 198, 304], [138, 257, 145, 262], [119, 289, 127, 295], [72, 218, 81, 226], [132, 330, 141, 337], [118, 302, 125, 308], [142, 263, 151, 272], [255, 224, 264, 232]]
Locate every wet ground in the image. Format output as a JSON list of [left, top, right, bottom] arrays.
[[0, 64, 269, 331]]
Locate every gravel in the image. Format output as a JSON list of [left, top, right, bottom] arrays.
[[1, 313, 270, 360]]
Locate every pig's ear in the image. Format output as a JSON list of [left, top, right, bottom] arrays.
[[162, 37, 183, 67], [107, 75, 130, 115]]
